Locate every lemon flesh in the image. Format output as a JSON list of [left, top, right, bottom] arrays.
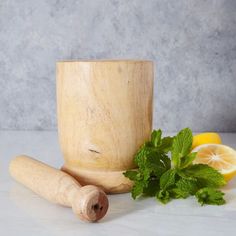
[[192, 144, 236, 182]]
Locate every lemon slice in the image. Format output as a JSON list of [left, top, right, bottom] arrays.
[[192, 144, 236, 182], [192, 132, 222, 149]]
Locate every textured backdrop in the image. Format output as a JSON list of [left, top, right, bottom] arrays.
[[0, 0, 236, 131]]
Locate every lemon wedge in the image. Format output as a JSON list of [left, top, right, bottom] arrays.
[[192, 144, 236, 182], [192, 132, 222, 149]]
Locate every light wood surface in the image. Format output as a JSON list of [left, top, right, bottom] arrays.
[[57, 60, 154, 193], [9, 155, 109, 222]]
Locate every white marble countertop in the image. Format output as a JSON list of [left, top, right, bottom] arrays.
[[1, 131, 236, 236]]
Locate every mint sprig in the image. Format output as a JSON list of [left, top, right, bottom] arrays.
[[123, 128, 226, 206], [195, 187, 226, 205]]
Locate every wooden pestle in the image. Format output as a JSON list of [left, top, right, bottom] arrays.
[[9, 155, 109, 222]]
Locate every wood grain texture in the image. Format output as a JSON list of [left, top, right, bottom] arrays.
[[9, 155, 109, 222], [57, 60, 154, 193]]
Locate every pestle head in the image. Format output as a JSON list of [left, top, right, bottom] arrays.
[[71, 185, 109, 222]]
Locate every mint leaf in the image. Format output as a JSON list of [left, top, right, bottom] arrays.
[[170, 174, 198, 199], [195, 187, 225, 205], [124, 130, 172, 199], [176, 177, 198, 195], [160, 154, 171, 170], [131, 181, 145, 199], [171, 188, 190, 199], [151, 129, 162, 147], [134, 145, 152, 168], [143, 179, 160, 197], [160, 169, 176, 190], [156, 190, 170, 204], [180, 152, 197, 169], [123, 170, 139, 181], [146, 153, 170, 177], [159, 136, 173, 152], [183, 164, 226, 188], [172, 128, 193, 168]]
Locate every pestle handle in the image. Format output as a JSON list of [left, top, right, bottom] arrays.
[[9, 155, 108, 222]]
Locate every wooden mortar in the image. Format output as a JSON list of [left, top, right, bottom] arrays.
[[57, 60, 154, 193]]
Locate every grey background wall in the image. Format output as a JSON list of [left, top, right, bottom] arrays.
[[0, 0, 235, 132]]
